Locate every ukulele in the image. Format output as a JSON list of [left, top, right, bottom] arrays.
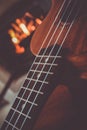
[[1, 0, 87, 130]]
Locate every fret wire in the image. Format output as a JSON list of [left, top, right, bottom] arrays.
[[11, 108, 31, 119], [17, 97, 38, 106], [4, 120, 19, 130], [37, 55, 62, 58], [30, 69, 53, 75], [21, 86, 44, 95], [34, 62, 58, 66], [26, 78, 49, 84]]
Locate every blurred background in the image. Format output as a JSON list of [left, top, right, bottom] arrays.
[[0, 0, 51, 126]]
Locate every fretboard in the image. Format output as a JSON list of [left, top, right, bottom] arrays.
[[1, 45, 62, 130]]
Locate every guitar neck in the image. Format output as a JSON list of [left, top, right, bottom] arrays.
[[1, 45, 62, 130]]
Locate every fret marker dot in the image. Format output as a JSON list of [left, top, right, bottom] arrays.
[[37, 73, 41, 79], [45, 57, 49, 62], [22, 103, 25, 110]]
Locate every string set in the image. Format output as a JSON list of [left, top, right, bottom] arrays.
[[4, 0, 80, 129]]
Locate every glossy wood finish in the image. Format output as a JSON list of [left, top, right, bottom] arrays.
[[30, 0, 87, 56]]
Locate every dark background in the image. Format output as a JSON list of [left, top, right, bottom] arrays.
[[0, 0, 51, 76]]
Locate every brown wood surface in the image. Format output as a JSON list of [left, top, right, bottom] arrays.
[[30, 0, 87, 55]]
